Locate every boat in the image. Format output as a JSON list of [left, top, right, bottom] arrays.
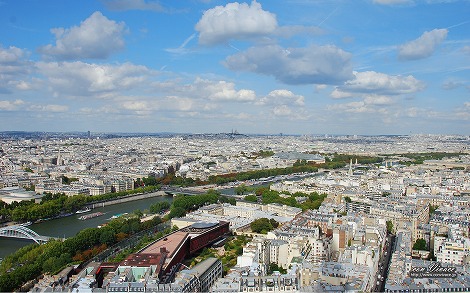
[[109, 213, 128, 220], [78, 212, 104, 220], [76, 207, 92, 214]]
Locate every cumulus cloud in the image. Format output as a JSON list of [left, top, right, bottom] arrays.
[[258, 89, 304, 106], [332, 71, 425, 98], [0, 45, 27, 64], [112, 77, 257, 116], [328, 97, 392, 114], [39, 12, 127, 60], [0, 45, 32, 93], [100, 0, 165, 12], [13, 80, 32, 91], [185, 78, 256, 102], [36, 61, 152, 97], [363, 94, 393, 105], [225, 44, 353, 85], [398, 28, 448, 60], [0, 99, 25, 111], [0, 45, 31, 79], [195, 1, 277, 45], [120, 100, 150, 111], [272, 105, 293, 116], [28, 104, 69, 112]]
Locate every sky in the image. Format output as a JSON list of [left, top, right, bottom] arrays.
[[0, 0, 469, 135]]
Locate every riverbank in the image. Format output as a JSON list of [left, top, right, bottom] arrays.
[[85, 190, 167, 209], [0, 190, 169, 228], [0, 194, 173, 259]]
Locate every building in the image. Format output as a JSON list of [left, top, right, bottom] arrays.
[[434, 225, 470, 266], [171, 258, 223, 292]]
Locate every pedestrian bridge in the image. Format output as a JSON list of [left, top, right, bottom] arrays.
[[0, 224, 52, 244]]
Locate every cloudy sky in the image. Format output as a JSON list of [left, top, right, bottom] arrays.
[[1, 0, 469, 135]]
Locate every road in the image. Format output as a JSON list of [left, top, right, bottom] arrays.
[[374, 234, 395, 292]]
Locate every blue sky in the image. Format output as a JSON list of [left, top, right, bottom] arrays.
[[0, 0, 469, 135]]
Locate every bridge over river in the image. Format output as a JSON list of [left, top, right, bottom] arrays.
[[0, 224, 53, 244]]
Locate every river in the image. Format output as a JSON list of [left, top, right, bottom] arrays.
[[0, 193, 173, 259]]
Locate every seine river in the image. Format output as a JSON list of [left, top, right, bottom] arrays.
[[0, 194, 173, 259], [0, 173, 321, 259]]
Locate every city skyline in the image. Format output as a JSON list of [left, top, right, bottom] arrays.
[[1, 0, 469, 135]]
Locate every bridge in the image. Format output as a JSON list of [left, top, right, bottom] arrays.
[[162, 187, 206, 197], [0, 224, 53, 244]]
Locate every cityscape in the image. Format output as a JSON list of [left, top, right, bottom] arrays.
[[1, 0, 470, 292], [0, 133, 469, 292]]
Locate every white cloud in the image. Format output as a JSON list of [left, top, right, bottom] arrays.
[[462, 46, 470, 55], [14, 80, 32, 90], [120, 100, 151, 111], [404, 107, 420, 118], [363, 94, 393, 105], [112, 77, 256, 116], [0, 99, 24, 111], [100, 0, 165, 12], [28, 104, 69, 112], [259, 89, 304, 106], [272, 105, 293, 116], [165, 33, 196, 55], [0, 45, 32, 93], [36, 61, 152, 97], [0, 45, 26, 64], [186, 78, 256, 102], [328, 97, 392, 114], [328, 101, 374, 113], [195, 1, 277, 45], [331, 88, 353, 99], [165, 96, 195, 111], [442, 80, 464, 90], [39, 12, 127, 60], [225, 44, 353, 85], [398, 28, 448, 60], [333, 71, 425, 97]]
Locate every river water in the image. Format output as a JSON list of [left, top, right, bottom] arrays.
[[1, 173, 322, 259], [0, 194, 173, 259]]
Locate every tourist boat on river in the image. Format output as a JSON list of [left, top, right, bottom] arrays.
[[109, 213, 128, 220], [76, 207, 92, 214], [78, 212, 104, 220]]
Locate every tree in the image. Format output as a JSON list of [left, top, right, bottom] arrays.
[[244, 194, 258, 202], [250, 218, 274, 234], [269, 218, 279, 228], [343, 196, 352, 203], [99, 229, 116, 246], [61, 175, 78, 185], [429, 204, 438, 216], [386, 220, 394, 234], [235, 184, 249, 195], [133, 209, 143, 218], [413, 238, 427, 251], [167, 207, 186, 219], [268, 263, 287, 274]]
